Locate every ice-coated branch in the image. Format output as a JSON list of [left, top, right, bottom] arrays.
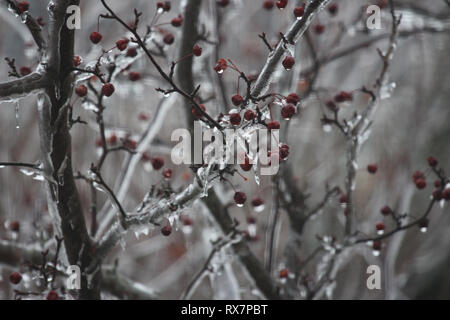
[[251, 0, 331, 98], [2, 0, 46, 50], [0, 72, 45, 101]]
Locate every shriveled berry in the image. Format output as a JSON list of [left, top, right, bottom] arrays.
[[326, 100, 338, 111], [90, 31, 102, 44], [101, 83, 115, 97], [116, 39, 129, 51], [286, 93, 299, 105], [281, 104, 296, 119], [334, 91, 353, 103], [75, 85, 88, 97]]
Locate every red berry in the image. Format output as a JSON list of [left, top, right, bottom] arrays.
[[434, 180, 441, 188], [281, 104, 296, 119], [46, 290, 59, 300], [373, 240, 381, 251], [252, 197, 264, 207], [229, 113, 241, 126], [293, 6, 305, 18], [412, 171, 425, 183], [217, 0, 230, 7], [263, 0, 274, 10], [234, 192, 247, 206], [124, 139, 137, 150], [17, 1, 29, 13], [314, 24, 325, 34], [116, 39, 129, 51], [126, 47, 138, 57], [9, 272, 22, 285], [267, 121, 280, 130], [90, 31, 102, 44], [95, 138, 103, 148], [171, 15, 183, 27], [163, 33, 175, 45], [282, 56, 295, 70], [161, 224, 172, 236], [37, 17, 45, 26], [276, 0, 288, 10], [279, 144, 289, 160], [214, 58, 228, 73], [19, 66, 31, 76], [192, 104, 206, 118], [8, 220, 20, 232], [442, 188, 450, 201], [334, 91, 353, 103], [192, 44, 202, 57], [339, 193, 348, 204], [240, 156, 252, 172], [107, 134, 117, 145], [381, 206, 392, 216], [376, 222, 385, 231], [279, 268, 289, 278], [427, 156, 438, 167], [231, 94, 244, 106], [75, 85, 88, 97], [151, 157, 164, 170], [129, 72, 142, 82], [162, 168, 172, 179], [244, 109, 256, 121], [139, 112, 149, 121], [286, 93, 299, 105], [157, 1, 171, 12], [101, 83, 115, 97], [328, 3, 338, 15], [415, 178, 427, 190], [326, 100, 338, 111], [73, 55, 82, 67], [367, 164, 378, 174]]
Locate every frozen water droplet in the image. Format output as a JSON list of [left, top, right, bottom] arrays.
[[377, 230, 384, 235], [236, 203, 244, 208], [372, 250, 380, 257], [420, 227, 427, 233], [254, 204, 265, 213], [163, 92, 171, 98], [0, 165, 5, 169], [217, 69, 224, 74], [380, 82, 396, 100], [157, 7, 164, 14], [322, 124, 332, 133], [14, 102, 20, 129]]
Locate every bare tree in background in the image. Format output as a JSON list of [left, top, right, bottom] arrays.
[[0, 0, 449, 300]]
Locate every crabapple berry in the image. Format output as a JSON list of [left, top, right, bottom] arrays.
[[46, 290, 59, 300], [276, 0, 288, 10], [8, 220, 20, 232], [244, 109, 256, 121], [334, 91, 353, 102], [17, 1, 29, 13], [328, 3, 338, 15], [267, 121, 280, 130], [161, 224, 172, 236], [373, 240, 382, 251], [427, 156, 438, 167], [129, 72, 142, 81], [171, 15, 183, 27], [19, 66, 31, 76], [231, 94, 244, 106], [442, 188, 450, 201], [9, 272, 22, 285], [151, 157, 164, 170], [252, 197, 264, 207], [101, 83, 115, 97], [214, 58, 228, 73], [279, 268, 289, 278], [367, 164, 378, 174], [281, 104, 296, 119], [217, 0, 230, 7], [234, 192, 247, 206], [75, 85, 88, 97], [314, 24, 325, 34], [376, 222, 385, 231], [286, 93, 299, 105], [381, 205, 392, 216], [415, 178, 427, 190], [282, 56, 295, 70], [163, 168, 172, 179], [229, 113, 241, 126], [192, 44, 202, 57], [163, 33, 175, 45], [263, 0, 274, 10], [293, 6, 304, 18], [73, 55, 82, 67], [126, 47, 138, 57], [90, 31, 102, 44], [240, 156, 252, 171]]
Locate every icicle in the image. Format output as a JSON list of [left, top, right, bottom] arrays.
[[14, 101, 20, 129]]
